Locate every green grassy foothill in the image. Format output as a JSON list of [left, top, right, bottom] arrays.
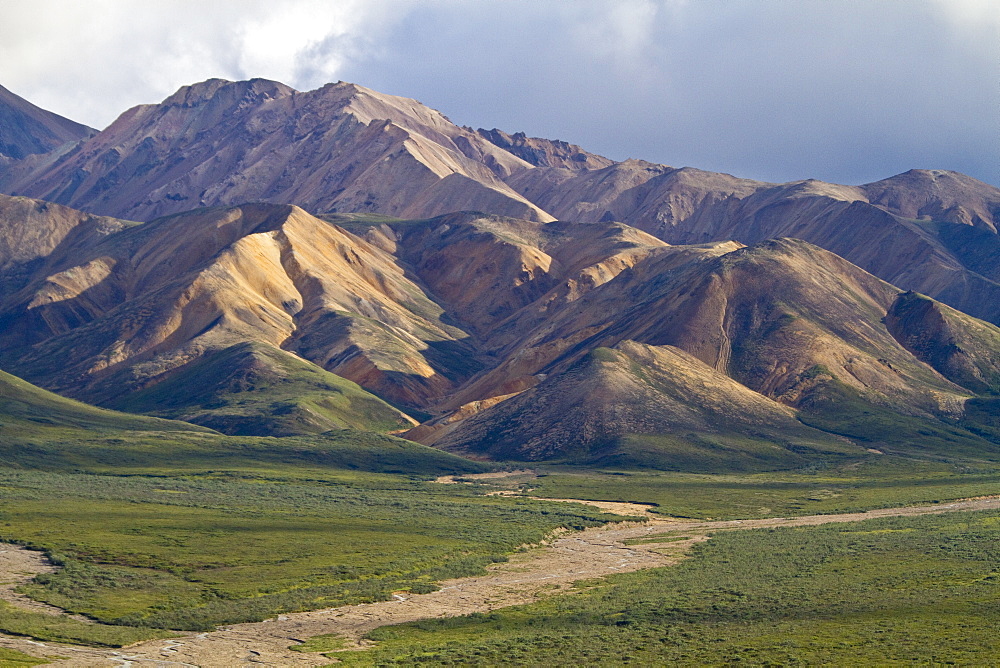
[[106, 341, 416, 436]]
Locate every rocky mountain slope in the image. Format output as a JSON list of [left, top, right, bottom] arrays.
[[413, 231, 1000, 467], [2, 194, 997, 467], [0, 197, 486, 411], [509, 164, 1000, 325], [2, 78, 997, 330], [0, 79, 997, 469], [423, 341, 861, 471], [0, 84, 95, 160], [1, 79, 548, 222]]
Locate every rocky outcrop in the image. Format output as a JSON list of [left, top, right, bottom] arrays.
[[475, 128, 614, 171], [5, 79, 550, 222], [1, 197, 997, 462]]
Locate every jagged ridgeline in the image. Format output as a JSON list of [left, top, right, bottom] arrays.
[[0, 79, 998, 472], [3, 78, 996, 325]]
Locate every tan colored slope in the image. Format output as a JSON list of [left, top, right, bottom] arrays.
[[687, 185, 1000, 327], [357, 213, 669, 354], [509, 162, 1000, 324], [0, 204, 480, 408], [424, 340, 855, 469], [323, 212, 674, 414], [436, 238, 972, 421], [383, 213, 561, 338], [334, 83, 524, 175], [440, 240, 740, 408], [7, 79, 551, 222], [336, 212, 674, 410]]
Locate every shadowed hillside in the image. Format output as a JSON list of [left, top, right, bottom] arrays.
[[2, 193, 998, 467], [0, 84, 95, 160], [108, 342, 417, 436], [0, 78, 997, 471]]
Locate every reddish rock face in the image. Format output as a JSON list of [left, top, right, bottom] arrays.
[[0, 78, 998, 466], [5, 79, 550, 223], [3, 78, 998, 328]]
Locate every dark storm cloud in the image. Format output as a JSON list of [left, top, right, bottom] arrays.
[[1, 0, 996, 186], [332, 0, 999, 186]]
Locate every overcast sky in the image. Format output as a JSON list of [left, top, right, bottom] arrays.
[[1, 0, 997, 186]]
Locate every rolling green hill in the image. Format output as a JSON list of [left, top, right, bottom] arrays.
[[107, 342, 417, 436], [0, 366, 483, 477], [0, 368, 211, 435]]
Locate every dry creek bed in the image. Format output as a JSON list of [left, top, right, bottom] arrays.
[[0, 494, 998, 666]]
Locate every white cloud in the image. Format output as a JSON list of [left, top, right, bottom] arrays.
[[931, 0, 1000, 27], [567, 0, 660, 61], [0, 0, 408, 128], [0, 0, 995, 186], [235, 0, 363, 86]]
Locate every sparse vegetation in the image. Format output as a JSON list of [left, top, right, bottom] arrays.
[[290, 632, 348, 654], [331, 510, 1000, 665], [0, 372, 629, 645], [0, 601, 173, 647], [0, 647, 51, 666], [0, 469, 620, 638], [525, 459, 1000, 520]]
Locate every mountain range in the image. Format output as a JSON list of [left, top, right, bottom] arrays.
[[1, 79, 998, 472]]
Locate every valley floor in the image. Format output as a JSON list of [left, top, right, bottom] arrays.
[[2, 495, 998, 666]]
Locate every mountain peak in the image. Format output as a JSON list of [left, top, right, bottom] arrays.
[[0, 83, 95, 159], [2, 77, 547, 222], [475, 127, 614, 170], [161, 77, 295, 109], [862, 167, 1000, 231], [311, 80, 458, 132]]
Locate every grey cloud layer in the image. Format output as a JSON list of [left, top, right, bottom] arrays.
[[1, 0, 996, 186]]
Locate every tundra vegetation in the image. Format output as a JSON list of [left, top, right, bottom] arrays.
[[320, 509, 1000, 665], [0, 374, 625, 644], [2, 367, 1000, 660], [0, 75, 999, 664], [0, 466, 621, 644]]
